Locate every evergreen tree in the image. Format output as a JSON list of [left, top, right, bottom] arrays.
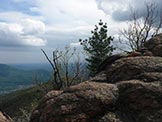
[[79, 20, 115, 76]]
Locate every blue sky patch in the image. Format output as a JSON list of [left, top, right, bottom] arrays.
[[0, 0, 40, 16]]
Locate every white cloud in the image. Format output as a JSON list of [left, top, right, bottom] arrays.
[[0, 19, 46, 47], [33, 0, 131, 48], [0, 0, 131, 50], [0, 0, 117, 53], [35, 0, 107, 26], [0, 11, 43, 23], [96, 0, 129, 14], [70, 42, 81, 47], [2, 0, 155, 63], [22, 35, 46, 46], [21, 19, 45, 35], [96, 0, 162, 21]]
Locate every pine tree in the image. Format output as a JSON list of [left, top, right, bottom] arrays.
[[79, 20, 115, 76]]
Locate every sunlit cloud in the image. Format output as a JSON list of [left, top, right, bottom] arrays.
[[0, 19, 46, 47]]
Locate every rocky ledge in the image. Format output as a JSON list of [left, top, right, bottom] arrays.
[[30, 56, 162, 122], [30, 34, 162, 122], [30, 80, 162, 122]]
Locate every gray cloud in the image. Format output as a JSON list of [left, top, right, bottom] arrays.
[[0, 19, 46, 48], [43, 26, 91, 48], [96, 0, 162, 22], [112, 10, 130, 21], [0, 27, 23, 47]]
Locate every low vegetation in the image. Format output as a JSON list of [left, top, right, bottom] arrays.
[[0, 84, 47, 118]]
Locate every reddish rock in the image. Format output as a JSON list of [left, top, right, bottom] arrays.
[[106, 56, 162, 83], [117, 80, 162, 122], [30, 49, 162, 122], [30, 82, 119, 122], [30, 80, 162, 122]]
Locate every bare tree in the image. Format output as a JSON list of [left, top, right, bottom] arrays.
[[120, 2, 162, 51], [41, 46, 86, 90]]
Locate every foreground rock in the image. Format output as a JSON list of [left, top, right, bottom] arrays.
[[30, 82, 119, 122], [0, 111, 12, 122], [30, 54, 162, 122], [30, 80, 162, 122], [117, 80, 162, 122]]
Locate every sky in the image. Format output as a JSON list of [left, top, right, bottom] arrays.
[[0, 0, 162, 64]]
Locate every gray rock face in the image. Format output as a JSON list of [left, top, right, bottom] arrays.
[[144, 33, 162, 57], [106, 56, 162, 83]]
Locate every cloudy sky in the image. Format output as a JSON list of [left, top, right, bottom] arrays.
[[0, 0, 161, 64]]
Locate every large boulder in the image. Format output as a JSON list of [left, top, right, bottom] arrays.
[[117, 80, 162, 122], [30, 82, 119, 122], [106, 56, 162, 83], [30, 80, 162, 122]]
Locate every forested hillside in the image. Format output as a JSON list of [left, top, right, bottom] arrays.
[[0, 64, 51, 94]]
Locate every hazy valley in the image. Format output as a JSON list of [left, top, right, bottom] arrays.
[[0, 63, 51, 94]]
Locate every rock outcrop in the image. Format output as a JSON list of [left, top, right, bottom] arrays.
[[106, 56, 162, 83], [30, 55, 162, 122], [92, 56, 162, 83], [0, 111, 12, 122], [30, 82, 119, 122], [117, 80, 162, 122], [144, 33, 162, 57], [30, 34, 162, 122], [30, 80, 162, 122]]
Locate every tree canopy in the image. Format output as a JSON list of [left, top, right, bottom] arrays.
[[79, 20, 115, 76]]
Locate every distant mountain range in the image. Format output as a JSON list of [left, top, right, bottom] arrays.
[[0, 64, 51, 94], [10, 63, 52, 71]]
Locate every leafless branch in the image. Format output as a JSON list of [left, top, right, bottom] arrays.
[[120, 2, 162, 51], [40, 46, 87, 90]]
